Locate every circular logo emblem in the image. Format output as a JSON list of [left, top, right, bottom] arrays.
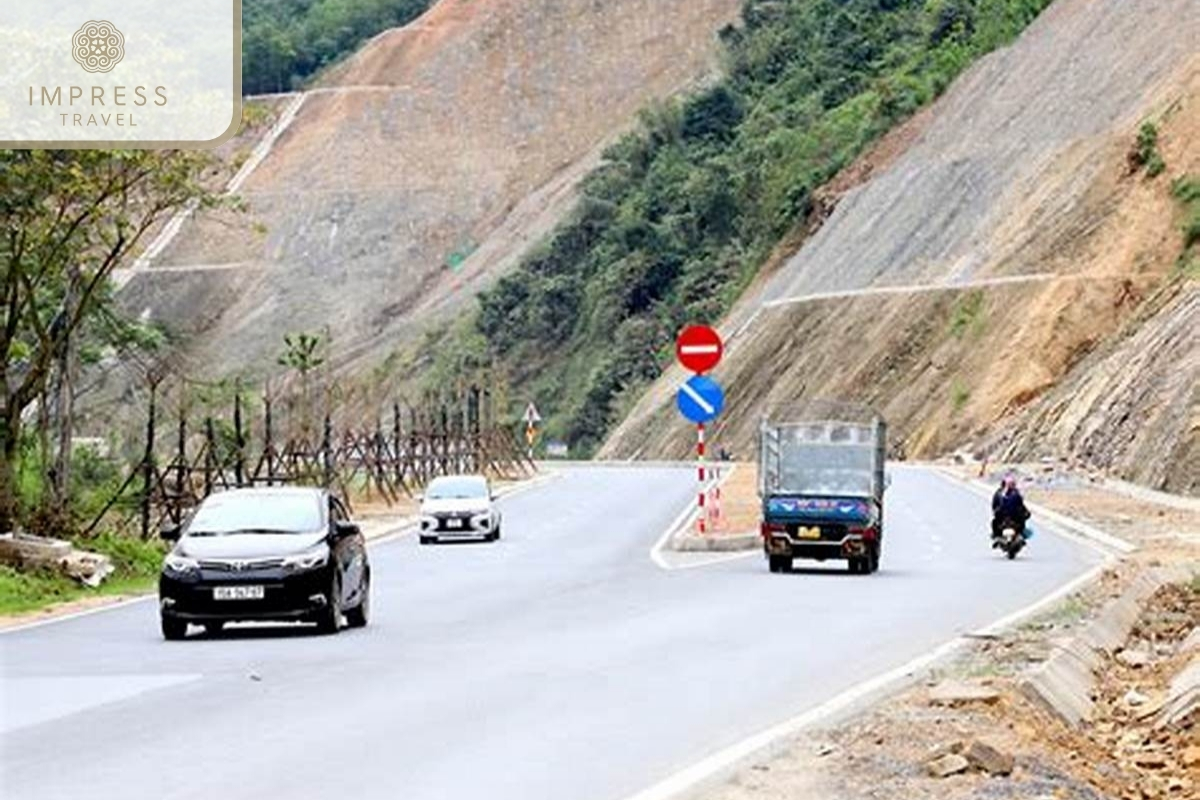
[[72, 21, 125, 74]]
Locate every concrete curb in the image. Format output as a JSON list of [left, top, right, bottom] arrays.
[[666, 466, 753, 552], [673, 532, 759, 552], [1019, 565, 1191, 727], [1157, 654, 1200, 729]]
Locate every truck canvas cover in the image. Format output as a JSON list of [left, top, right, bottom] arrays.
[[760, 413, 886, 500]]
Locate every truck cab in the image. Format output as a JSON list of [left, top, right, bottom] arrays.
[[759, 412, 887, 575]]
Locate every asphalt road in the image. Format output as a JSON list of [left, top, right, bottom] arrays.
[[0, 465, 1103, 800]]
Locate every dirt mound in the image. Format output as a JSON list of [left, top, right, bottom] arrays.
[[602, 0, 1199, 493], [123, 0, 741, 373]]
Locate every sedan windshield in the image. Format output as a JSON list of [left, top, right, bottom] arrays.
[[187, 492, 324, 535], [425, 476, 488, 500]]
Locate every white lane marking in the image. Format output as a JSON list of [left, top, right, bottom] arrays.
[[0, 594, 157, 635], [623, 559, 1115, 800], [930, 467, 1136, 554], [679, 382, 715, 415], [650, 502, 702, 571], [0, 472, 559, 635], [650, 467, 756, 571]]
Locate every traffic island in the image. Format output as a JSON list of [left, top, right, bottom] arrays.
[[670, 463, 761, 552]]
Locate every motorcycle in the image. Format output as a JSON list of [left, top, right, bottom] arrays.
[[993, 516, 1027, 560]]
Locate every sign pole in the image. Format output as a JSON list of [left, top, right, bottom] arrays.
[[697, 423, 706, 535]]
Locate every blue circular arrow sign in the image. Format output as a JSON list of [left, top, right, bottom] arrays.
[[676, 375, 725, 424]]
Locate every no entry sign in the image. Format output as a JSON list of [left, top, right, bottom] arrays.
[[675, 325, 723, 374]]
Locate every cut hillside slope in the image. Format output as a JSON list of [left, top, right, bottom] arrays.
[[601, 0, 1199, 493], [119, 0, 741, 375]]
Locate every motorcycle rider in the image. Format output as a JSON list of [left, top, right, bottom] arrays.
[[991, 474, 1030, 544]]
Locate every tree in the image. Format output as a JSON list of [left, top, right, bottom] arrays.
[[0, 149, 220, 533], [277, 331, 326, 437]]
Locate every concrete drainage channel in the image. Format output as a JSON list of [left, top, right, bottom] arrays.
[[1020, 564, 1199, 729]]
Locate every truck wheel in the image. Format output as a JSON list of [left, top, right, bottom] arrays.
[[867, 544, 881, 574], [848, 557, 865, 575], [768, 554, 790, 573]]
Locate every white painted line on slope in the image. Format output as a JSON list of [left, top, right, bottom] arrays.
[[624, 513, 1116, 800], [227, 91, 309, 194], [112, 92, 309, 289], [760, 272, 1118, 310]]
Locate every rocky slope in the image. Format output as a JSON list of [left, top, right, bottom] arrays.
[[601, 0, 1199, 493], [119, 0, 740, 374]]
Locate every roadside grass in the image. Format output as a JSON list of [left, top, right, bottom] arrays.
[[1022, 594, 1090, 631], [0, 532, 165, 617]]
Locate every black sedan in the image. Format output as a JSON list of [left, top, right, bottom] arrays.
[[158, 487, 370, 640]]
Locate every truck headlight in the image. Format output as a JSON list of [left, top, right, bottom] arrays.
[[282, 545, 329, 573]]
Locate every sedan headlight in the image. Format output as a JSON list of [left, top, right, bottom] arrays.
[[163, 553, 199, 575], [282, 545, 330, 573]]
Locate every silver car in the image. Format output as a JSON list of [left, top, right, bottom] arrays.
[[418, 475, 502, 544]]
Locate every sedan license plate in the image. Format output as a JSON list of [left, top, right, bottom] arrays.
[[213, 585, 264, 601], [797, 526, 822, 540], [446, 518, 463, 529]]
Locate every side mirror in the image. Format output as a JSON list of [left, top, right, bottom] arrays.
[[333, 520, 361, 539], [159, 523, 182, 542]]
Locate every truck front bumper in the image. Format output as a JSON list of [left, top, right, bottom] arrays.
[[764, 533, 873, 561]]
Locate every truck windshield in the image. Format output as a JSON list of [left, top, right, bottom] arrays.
[[766, 421, 880, 497]]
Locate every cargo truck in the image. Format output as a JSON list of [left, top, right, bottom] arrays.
[[759, 407, 887, 574]]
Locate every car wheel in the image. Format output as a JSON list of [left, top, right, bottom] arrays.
[[203, 621, 225, 636], [316, 578, 341, 635], [345, 574, 370, 629], [161, 614, 187, 641]]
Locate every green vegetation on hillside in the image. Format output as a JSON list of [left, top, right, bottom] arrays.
[[1171, 175, 1200, 277], [423, 0, 1055, 455], [244, 0, 433, 94]]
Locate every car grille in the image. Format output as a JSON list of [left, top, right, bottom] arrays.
[[198, 557, 285, 572], [435, 512, 479, 532]]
